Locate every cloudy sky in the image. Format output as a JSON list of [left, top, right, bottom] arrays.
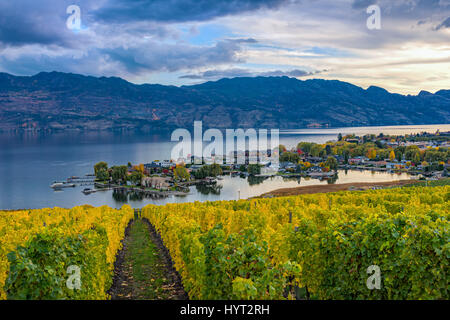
[[0, 0, 449, 94]]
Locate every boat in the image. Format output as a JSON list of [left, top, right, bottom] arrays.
[[50, 181, 76, 189]]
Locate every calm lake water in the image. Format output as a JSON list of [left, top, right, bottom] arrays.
[[1, 124, 448, 210]]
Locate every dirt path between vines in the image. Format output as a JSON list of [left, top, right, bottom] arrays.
[[108, 218, 187, 300]]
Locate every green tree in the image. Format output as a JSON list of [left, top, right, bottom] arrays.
[[325, 156, 338, 171], [280, 152, 300, 163], [413, 152, 421, 164], [343, 150, 349, 164], [194, 164, 223, 179], [247, 164, 261, 176], [111, 165, 128, 184], [96, 168, 109, 181], [405, 145, 420, 160], [297, 142, 314, 154], [209, 163, 223, 177], [128, 171, 143, 185], [310, 144, 323, 157], [94, 162, 108, 177]]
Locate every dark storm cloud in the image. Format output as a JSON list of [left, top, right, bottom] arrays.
[[94, 0, 289, 23], [0, 0, 102, 47], [179, 68, 323, 80], [0, 1, 70, 46]]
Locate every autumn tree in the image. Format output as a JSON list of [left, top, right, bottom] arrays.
[[367, 148, 377, 160], [174, 164, 190, 181], [389, 150, 396, 161]]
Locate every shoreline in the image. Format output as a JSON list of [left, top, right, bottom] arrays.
[[257, 179, 421, 198]]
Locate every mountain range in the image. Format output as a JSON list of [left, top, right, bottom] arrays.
[[0, 71, 449, 132]]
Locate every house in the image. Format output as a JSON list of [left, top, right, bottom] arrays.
[[345, 138, 359, 144], [374, 161, 387, 167], [348, 158, 363, 165], [386, 162, 404, 169], [160, 160, 174, 168], [280, 162, 296, 170], [141, 177, 170, 190], [348, 156, 369, 165], [144, 162, 161, 170], [306, 156, 322, 163]]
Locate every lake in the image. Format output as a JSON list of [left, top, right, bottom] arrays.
[[1, 124, 448, 210]]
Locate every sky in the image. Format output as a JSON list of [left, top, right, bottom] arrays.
[[0, 0, 449, 94]]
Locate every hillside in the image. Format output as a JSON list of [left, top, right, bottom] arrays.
[[0, 72, 449, 132]]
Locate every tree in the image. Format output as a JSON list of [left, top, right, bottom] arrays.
[[133, 163, 145, 174], [174, 164, 190, 181], [96, 168, 109, 181], [367, 148, 377, 160], [128, 171, 143, 185], [209, 163, 222, 176], [111, 165, 128, 184], [94, 162, 108, 177], [310, 144, 323, 157], [405, 145, 420, 160], [325, 156, 338, 171], [343, 150, 349, 164], [280, 152, 300, 163], [389, 150, 396, 161], [297, 142, 314, 154], [247, 164, 261, 176], [194, 164, 223, 179], [413, 153, 421, 165]]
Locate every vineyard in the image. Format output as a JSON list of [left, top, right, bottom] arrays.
[[0, 205, 133, 299], [0, 186, 448, 300]]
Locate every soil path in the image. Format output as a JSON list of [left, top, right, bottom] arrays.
[[109, 217, 187, 300], [259, 179, 419, 198]]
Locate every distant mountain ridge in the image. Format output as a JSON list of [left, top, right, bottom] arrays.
[[0, 71, 448, 132]]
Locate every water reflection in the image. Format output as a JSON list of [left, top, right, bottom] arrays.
[[247, 175, 268, 186], [195, 183, 223, 195]]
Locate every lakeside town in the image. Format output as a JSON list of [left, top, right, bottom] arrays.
[[50, 130, 450, 200]]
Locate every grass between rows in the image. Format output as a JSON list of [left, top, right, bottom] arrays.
[[125, 219, 173, 299]]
